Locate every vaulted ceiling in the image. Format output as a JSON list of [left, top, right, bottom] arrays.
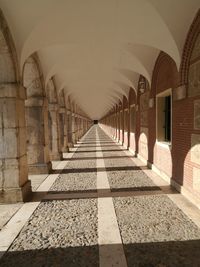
[[0, 0, 199, 119]]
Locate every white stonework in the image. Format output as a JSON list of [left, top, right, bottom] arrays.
[[191, 134, 200, 165], [193, 167, 200, 192]]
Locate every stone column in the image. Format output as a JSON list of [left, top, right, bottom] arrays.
[[63, 109, 69, 152], [0, 84, 31, 203], [76, 116, 79, 141], [25, 96, 52, 174], [59, 107, 69, 152], [72, 114, 76, 144], [76, 117, 80, 140], [80, 118, 84, 137], [67, 110, 73, 147], [84, 119, 87, 133], [58, 108, 64, 153], [48, 104, 62, 160]]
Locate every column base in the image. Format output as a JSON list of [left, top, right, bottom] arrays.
[[68, 142, 74, 148], [50, 152, 63, 161], [28, 162, 52, 174], [0, 180, 32, 203], [62, 146, 69, 153]]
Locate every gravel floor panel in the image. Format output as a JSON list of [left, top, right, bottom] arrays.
[[72, 152, 97, 159], [51, 172, 97, 192], [64, 159, 96, 170], [0, 199, 98, 267], [103, 157, 136, 168], [107, 170, 156, 189], [114, 195, 200, 267]]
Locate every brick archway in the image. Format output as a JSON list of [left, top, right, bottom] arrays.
[[179, 9, 200, 87], [148, 52, 179, 178]]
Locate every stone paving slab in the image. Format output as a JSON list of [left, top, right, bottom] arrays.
[[0, 199, 98, 267], [114, 195, 200, 267], [29, 174, 49, 191], [0, 204, 22, 230]]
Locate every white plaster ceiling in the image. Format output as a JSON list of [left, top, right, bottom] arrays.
[[0, 0, 199, 119]]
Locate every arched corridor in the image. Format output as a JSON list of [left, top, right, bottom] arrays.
[[0, 1, 200, 266]]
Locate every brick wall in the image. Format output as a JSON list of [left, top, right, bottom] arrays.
[[99, 10, 200, 207]]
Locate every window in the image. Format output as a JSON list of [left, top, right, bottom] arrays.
[[164, 96, 171, 141], [157, 90, 172, 143]]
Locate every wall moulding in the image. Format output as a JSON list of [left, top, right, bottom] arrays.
[[173, 85, 186, 101], [48, 103, 58, 111], [191, 134, 200, 165], [149, 98, 154, 108], [25, 97, 44, 107], [59, 107, 65, 113]]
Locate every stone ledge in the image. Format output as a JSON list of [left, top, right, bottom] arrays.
[[0, 180, 32, 203], [173, 85, 186, 101], [28, 162, 52, 175], [50, 152, 63, 161]]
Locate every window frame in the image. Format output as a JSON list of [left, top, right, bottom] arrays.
[[156, 88, 172, 147]]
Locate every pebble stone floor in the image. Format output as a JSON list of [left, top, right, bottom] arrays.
[[1, 126, 200, 266]]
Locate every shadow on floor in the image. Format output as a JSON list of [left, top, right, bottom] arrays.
[[74, 149, 128, 153], [1, 241, 200, 267], [30, 185, 177, 202], [53, 166, 148, 174], [124, 239, 200, 267], [79, 145, 116, 148], [79, 142, 114, 144], [0, 245, 99, 267], [63, 155, 135, 161]]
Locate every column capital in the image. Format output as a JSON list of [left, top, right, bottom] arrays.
[[59, 107, 66, 113], [48, 103, 59, 111], [25, 96, 44, 107]]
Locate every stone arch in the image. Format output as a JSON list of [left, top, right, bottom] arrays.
[[179, 9, 200, 88], [0, 10, 31, 202], [0, 9, 19, 83], [23, 53, 51, 174], [46, 78, 58, 103]]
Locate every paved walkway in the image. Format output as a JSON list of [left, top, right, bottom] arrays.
[[1, 125, 200, 266]]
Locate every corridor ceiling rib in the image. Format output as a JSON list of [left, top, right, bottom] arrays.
[[0, 0, 199, 119]]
